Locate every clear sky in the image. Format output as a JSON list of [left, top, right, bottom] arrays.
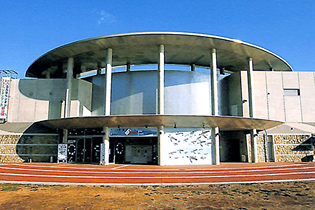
[[1, 0, 315, 78]]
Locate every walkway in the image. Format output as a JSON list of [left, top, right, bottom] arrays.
[[0, 162, 314, 185]]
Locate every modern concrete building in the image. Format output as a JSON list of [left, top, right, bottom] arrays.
[[0, 32, 314, 165]]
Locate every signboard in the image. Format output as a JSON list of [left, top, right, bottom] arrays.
[[0, 77, 11, 119], [110, 128, 158, 137], [57, 144, 67, 163], [100, 143, 105, 164]]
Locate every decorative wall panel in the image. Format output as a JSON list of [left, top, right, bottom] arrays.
[[161, 128, 212, 165]]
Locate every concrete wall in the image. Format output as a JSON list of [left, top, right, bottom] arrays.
[[227, 72, 243, 116], [110, 71, 157, 115], [246, 71, 315, 123], [92, 70, 213, 116], [165, 71, 211, 115], [7, 71, 315, 123], [218, 75, 230, 115], [7, 79, 92, 122]]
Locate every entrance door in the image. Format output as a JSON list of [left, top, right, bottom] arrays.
[[70, 137, 102, 163], [109, 139, 125, 164], [220, 132, 242, 162], [77, 138, 91, 163], [229, 139, 241, 162], [67, 139, 77, 163], [91, 137, 102, 163], [109, 137, 158, 165]]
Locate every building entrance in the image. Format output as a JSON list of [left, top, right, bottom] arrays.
[[109, 137, 158, 165], [220, 131, 246, 162], [67, 137, 103, 163]]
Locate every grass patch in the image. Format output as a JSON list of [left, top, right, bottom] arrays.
[[0, 184, 20, 191]]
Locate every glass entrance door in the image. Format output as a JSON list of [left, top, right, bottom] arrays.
[[77, 138, 91, 163], [68, 137, 102, 164]]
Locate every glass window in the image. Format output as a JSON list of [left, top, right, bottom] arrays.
[[283, 89, 300, 96]]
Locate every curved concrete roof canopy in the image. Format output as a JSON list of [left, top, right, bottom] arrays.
[[26, 32, 293, 78]]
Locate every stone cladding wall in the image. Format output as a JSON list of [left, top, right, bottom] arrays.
[[257, 134, 266, 163], [273, 135, 313, 162], [247, 134, 313, 163], [0, 135, 24, 163], [0, 134, 58, 163]]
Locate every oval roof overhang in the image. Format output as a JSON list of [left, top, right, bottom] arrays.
[[36, 115, 283, 131], [26, 32, 293, 78]]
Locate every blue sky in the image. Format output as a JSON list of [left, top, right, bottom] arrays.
[[1, 0, 315, 78]]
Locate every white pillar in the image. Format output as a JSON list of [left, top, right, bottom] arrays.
[[158, 45, 165, 115], [211, 49, 218, 116], [250, 129, 258, 163], [210, 49, 220, 165], [247, 57, 255, 118], [103, 127, 110, 165], [247, 57, 258, 163], [105, 48, 112, 116], [212, 127, 220, 165], [65, 57, 74, 118], [158, 126, 164, 165], [63, 58, 72, 145]]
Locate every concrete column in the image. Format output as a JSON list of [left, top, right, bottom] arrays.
[[247, 57, 255, 118], [62, 59, 72, 146], [158, 45, 165, 115], [212, 127, 220, 165], [62, 129, 68, 144], [126, 63, 131, 72], [103, 127, 110, 165], [211, 49, 218, 116], [158, 126, 164, 166], [191, 64, 196, 71], [105, 48, 112, 116], [210, 49, 220, 165], [46, 68, 51, 79], [247, 57, 258, 163], [97, 62, 102, 75], [250, 129, 258, 163], [65, 57, 74, 118]]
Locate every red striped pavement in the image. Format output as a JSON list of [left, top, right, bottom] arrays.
[[0, 162, 314, 185]]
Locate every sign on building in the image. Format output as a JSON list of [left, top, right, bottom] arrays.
[[0, 77, 11, 120], [110, 128, 158, 137], [57, 144, 67, 163]]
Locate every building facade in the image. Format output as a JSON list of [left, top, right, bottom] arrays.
[[0, 32, 314, 165]]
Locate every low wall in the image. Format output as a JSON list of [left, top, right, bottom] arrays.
[[0, 134, 58, 163], [273, 135, 313, 162], [255, 134, 313, 163]]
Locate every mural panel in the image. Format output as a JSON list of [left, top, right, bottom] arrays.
[[161, 128, 212, 165]]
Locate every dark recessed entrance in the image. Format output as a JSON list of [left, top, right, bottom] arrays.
[[109, 137, 158, 165], [220, 131, 246, 162]]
